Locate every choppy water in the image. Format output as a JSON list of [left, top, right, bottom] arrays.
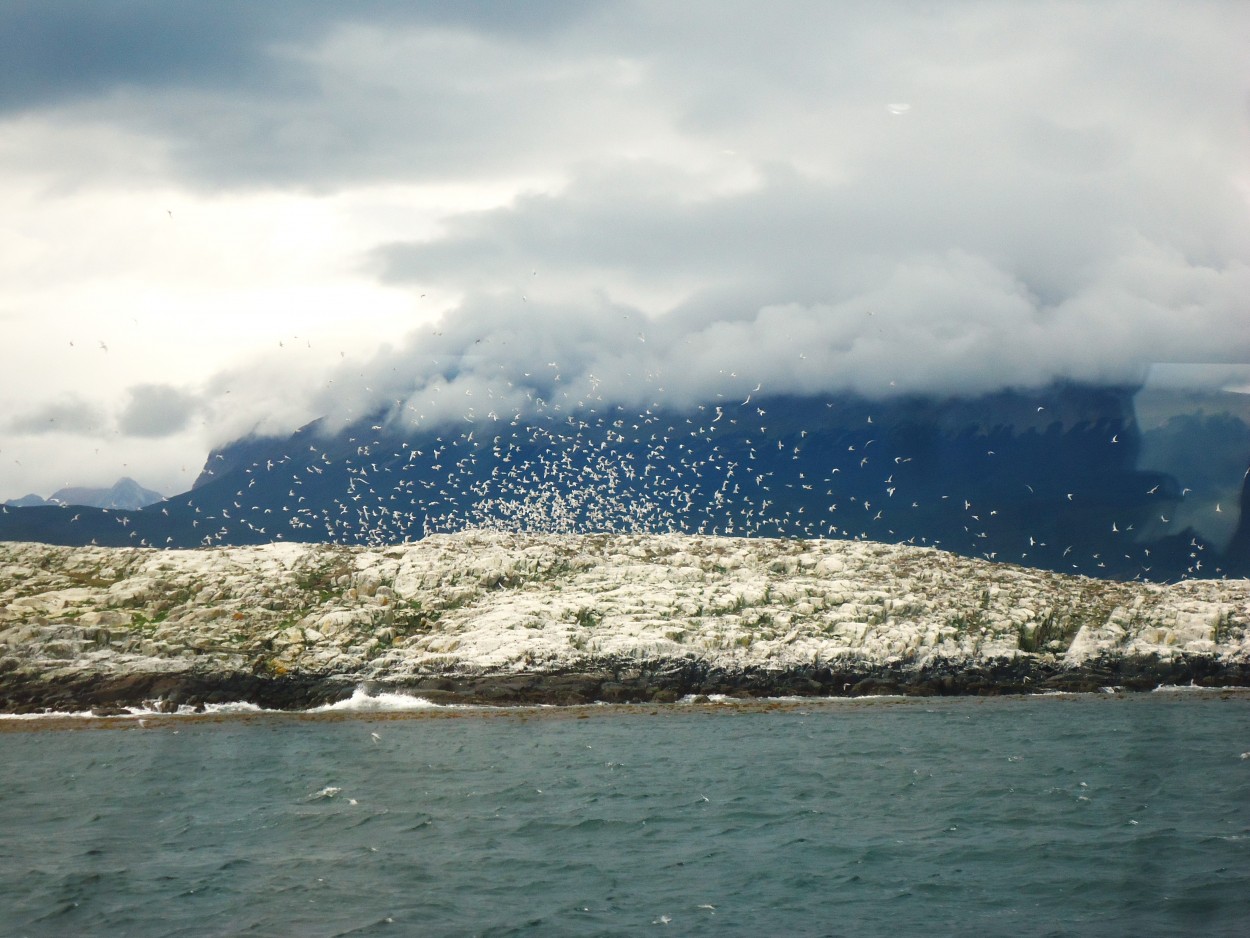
[[2, 691, 1248, 937]]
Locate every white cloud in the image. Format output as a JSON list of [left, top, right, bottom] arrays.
[[1, 0, 1247, 497], [5, 396, 108, 436]]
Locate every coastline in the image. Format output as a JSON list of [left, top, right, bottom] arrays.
[[3, 532, 1248, 714], [5, 683, 1249, 735], [4, 652, 1250, 716]]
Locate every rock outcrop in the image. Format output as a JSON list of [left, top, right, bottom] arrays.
[[1, 532, 1247, 713]]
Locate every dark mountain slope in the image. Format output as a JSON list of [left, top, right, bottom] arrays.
[[2, 384, 1246, 582]]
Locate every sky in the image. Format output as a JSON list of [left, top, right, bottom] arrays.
[[1, 0, 1248, 500]]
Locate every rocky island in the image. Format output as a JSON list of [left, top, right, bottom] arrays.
[[2, 532, 1248, 714]]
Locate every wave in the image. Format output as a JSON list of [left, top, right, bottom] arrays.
[[0, 709, 96, 721], [1, 688, 453, 721], [676, 692, 906, 705], [306, 686, 458, 713], [1151, 683, 1245, 693], [0, 701, 266, 721]]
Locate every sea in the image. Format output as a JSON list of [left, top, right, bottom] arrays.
[[1, 690, 1247, 937]]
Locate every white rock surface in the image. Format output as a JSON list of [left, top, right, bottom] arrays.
[[1, 532, 1247, 687]]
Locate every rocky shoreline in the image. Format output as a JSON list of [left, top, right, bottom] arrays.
[[5, 654, 1250, 716], [2, 532, 1248, 714]]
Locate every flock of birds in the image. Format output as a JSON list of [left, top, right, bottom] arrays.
[[81, 368, 1240, 584]]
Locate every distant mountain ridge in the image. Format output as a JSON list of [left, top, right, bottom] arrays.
[[4, 478, 163, 511]]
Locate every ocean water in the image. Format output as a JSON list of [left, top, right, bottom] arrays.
[[1, 692, 1248, 937]]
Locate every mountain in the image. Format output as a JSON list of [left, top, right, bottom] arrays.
[[3, 494, 50, 508], [0, 384, 1247, 583], [4, 478, 163, 511], [52, 477, 164, 510]]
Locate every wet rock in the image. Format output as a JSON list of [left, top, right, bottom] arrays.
[[90, 706, 131, 717]]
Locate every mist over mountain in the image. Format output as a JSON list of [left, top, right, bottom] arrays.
[[1, 383, 1246, 583]]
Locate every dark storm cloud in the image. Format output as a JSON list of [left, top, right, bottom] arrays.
[[116, 383, 201, 438], [0, 0, 596, 114], [0, 1, 296, 113], [8, 1, 1245, 204]]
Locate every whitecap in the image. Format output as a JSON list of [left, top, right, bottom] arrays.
[[1151, 683, 1238, 694], [677, 693, 819, 705], [202, 701, 265, 714], [307, 686, 449, 712], [0, 709, 95, 721]]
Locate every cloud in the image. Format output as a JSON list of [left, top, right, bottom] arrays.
[[340, 242, 1246, 434], [5, 396, 107, 436], [0, 1, 595, 114], [2, 1, 1248, 496], [357, 154, 1250, 415], [6, 2, 1246, 201], [0, 0, 612, 191], [5, 381, 199, 452], [116, 383, 202, 438], [0, 3, 281, 113]]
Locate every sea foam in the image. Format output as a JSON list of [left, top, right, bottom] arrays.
[[307, 686, 451, 712]]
